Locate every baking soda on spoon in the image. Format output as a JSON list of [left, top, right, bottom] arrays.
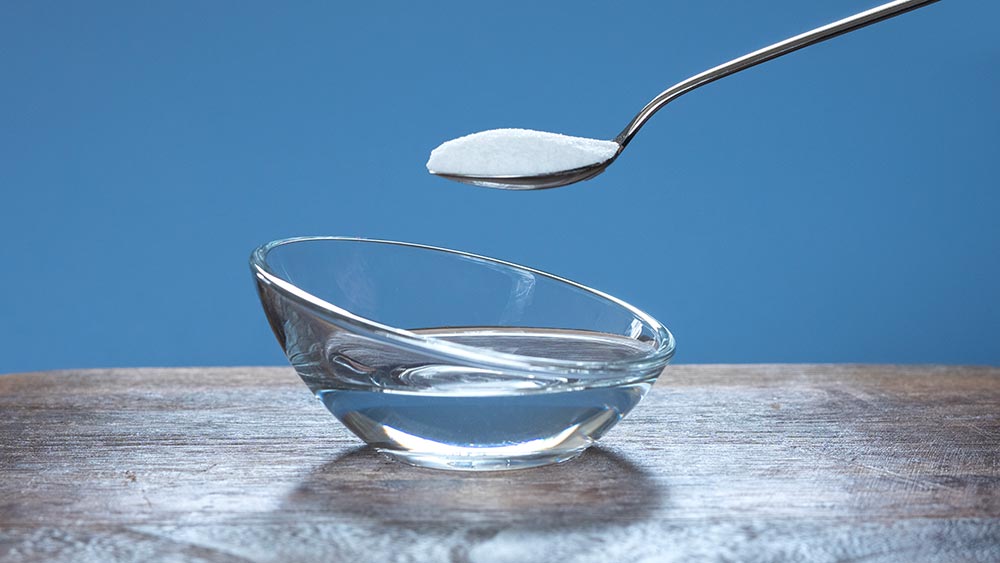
[[426, 128, 620, 177]]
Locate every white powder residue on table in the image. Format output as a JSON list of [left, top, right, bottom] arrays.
[[427, 128, 620, 177]]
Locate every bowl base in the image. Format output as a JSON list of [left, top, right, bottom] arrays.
[[377, 446, 589, 472]]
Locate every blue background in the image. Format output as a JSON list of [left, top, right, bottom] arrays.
[[1, 1, 997, 374]]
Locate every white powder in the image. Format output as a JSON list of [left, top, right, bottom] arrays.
[[426, 128, 620, 177]]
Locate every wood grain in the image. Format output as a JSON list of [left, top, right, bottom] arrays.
[[1, 365, 998, 562]]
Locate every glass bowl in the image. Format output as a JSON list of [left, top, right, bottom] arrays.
[[250, 237, 675, 471]]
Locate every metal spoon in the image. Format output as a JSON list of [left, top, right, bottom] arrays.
[[429, 0, 940, 190]]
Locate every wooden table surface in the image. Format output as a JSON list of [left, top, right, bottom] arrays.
[[1, 365, 998, 562]]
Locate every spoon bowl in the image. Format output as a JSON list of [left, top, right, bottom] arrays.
[[431, 152, 619, 190]]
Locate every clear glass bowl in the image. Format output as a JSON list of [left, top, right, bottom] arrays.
[[251, 237, 675, 471]]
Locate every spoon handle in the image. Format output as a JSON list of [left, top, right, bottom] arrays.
[[615, 0, 940, 147]]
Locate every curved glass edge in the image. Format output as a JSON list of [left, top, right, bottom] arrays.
[[249, 236, 676, 381]]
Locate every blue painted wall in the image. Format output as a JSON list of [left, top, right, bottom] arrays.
[[1, 1, 997, 373]]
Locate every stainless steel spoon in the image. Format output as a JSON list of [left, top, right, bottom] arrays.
[[429, 0, 940, 190]]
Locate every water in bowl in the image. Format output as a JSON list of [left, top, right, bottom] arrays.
[[312, 327, 656, 471]]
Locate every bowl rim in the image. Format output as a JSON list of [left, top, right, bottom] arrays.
[[250, 236, 675, 379]]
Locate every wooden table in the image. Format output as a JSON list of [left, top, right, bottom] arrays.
[[1, 365, 998, 562]]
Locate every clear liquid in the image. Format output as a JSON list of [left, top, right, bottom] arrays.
[[314, 328, 657, 470]]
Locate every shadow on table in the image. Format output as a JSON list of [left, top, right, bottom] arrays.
[[283, 446, 666, 530]]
